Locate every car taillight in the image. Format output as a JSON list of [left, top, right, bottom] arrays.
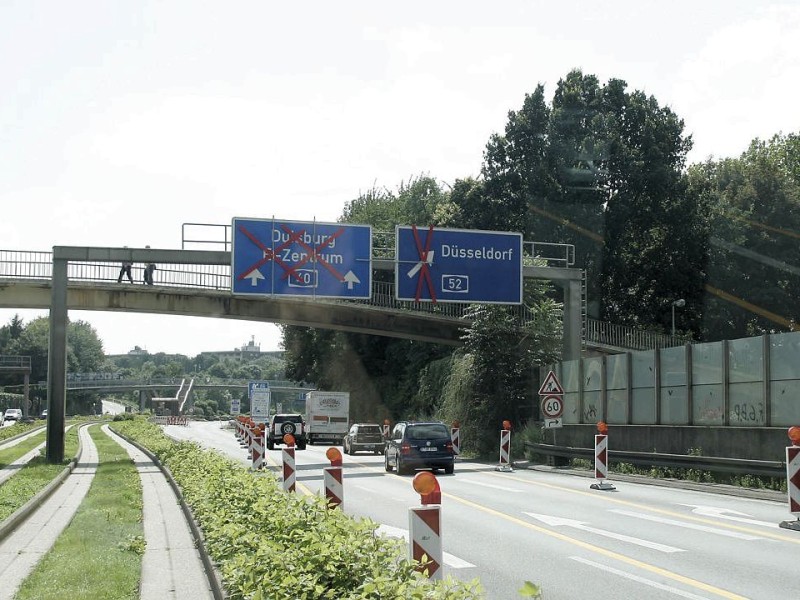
[[401, 443, 411, 455], [445, 441, 453, 453]]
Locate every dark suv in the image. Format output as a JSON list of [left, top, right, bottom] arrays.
[[343, 423, 385, 455], [384, 421, 454, 475], [266, 414, 307, 450]]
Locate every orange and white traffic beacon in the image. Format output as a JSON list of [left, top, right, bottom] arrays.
[[495, 419, 514, 472], [780, 426, 800, 531], [324, 447, 344, 509], [282, 434, 296, 493], [450, 420, 461, 457], [590, 421, 616, 491], [408, 471, 443, 580]]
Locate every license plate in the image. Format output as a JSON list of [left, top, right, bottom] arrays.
[[420, 447, 437, 452], [363, 444, 374, 449]]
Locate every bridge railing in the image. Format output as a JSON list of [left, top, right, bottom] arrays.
[[181, 224, 577, 269], [0, 355, 32, 370], [3, 249, 678, 351], [585, 317, 689, 350]]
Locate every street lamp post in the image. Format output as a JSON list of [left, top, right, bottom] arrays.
[[671, 299, 685, 337]]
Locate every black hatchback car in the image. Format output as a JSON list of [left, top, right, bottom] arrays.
[[384, 421, 454, 475]]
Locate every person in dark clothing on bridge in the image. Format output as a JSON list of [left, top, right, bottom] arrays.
[[143, 245, 156, 285], [117, 247, 133, 283]]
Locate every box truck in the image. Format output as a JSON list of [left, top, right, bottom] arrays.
[[305, 391, 350, 444]]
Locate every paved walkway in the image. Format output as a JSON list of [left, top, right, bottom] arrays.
[[104, 426, 214, 600], [0, 425, 98, 600]]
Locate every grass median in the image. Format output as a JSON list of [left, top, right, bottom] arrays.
[[0, 430, 47, 468], [0, 426, 79, 522], [16, 425, 143, 600]]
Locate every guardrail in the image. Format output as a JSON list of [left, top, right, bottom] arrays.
[[525, 443, 785, 478]]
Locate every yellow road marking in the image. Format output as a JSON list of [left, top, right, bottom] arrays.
[[443, 491, 747, 600]]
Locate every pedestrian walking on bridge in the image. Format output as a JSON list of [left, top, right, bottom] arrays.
[[117, 247, 133, 283], [143, 245, 156, 285]]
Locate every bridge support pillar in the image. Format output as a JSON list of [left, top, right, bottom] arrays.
[[46, 255, 68, 463]]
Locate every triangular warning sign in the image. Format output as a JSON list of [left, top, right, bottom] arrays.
[[538, 371, 564, 395]]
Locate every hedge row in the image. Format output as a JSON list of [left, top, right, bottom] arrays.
[[111, 419, 482, 599]]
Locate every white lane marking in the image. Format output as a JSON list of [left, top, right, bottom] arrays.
[[570, 556, 713, 600], [610, 509, 762, 540], [376, 524, 476, 568], [456, 478, 524, 493], [681, 505, 778, 528], [524, 512, 684, 553]]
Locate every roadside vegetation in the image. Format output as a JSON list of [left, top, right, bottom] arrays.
[[111, 418, 483, 599], [0, 421, 42, 443], [0, 429, 46, 466], [16, 425, 143, 600], [0, 425, 80, 521]]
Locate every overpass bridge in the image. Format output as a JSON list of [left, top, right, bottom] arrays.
[[0, 242, 684, 461]]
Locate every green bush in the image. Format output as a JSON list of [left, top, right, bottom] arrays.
[[112, 419, 482, 599]]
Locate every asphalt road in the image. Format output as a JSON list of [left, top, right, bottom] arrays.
[[168, 421, 800, 600]]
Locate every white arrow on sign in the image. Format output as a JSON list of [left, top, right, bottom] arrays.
[[407, 251, 434, 278], [245, 269, 265, 286], [343, 270, 361, 289], [524, 512, 684, 553], [681, 505, 778, 528]]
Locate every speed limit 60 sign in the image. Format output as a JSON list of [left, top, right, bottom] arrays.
[[540, 395, 564, 419]]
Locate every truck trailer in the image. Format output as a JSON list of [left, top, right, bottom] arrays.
[[304, 391, 350, 445]]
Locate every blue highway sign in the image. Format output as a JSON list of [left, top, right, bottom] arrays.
[[232, 218, 372, 298], [395, 225, 522, 304]]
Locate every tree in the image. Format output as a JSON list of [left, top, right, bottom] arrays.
[[687, 133, 800, 339]]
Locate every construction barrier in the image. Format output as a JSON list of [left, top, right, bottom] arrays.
[[780, 427, 800, 530], [409, 472, 442, 580], [250, 428, 264, 470], [495, 422, 513, 472], [590, 423, 615, 490], [324, 467, 343, 508], [283, 446, 296, 492], [450, 425, 460, 456]]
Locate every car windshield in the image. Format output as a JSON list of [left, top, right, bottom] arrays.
[[406, 424, 448, 440], [359, 426, 381, 434]]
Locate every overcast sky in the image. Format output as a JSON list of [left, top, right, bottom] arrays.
[[2, 1, 799, 357]]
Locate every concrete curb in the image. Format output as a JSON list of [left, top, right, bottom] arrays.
[[0, 425, 46, 447], [109, 426, 226, 600], [0, 423, 85, 543]]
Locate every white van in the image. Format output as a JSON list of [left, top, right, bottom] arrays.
[[3, 408, 23, 423]]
